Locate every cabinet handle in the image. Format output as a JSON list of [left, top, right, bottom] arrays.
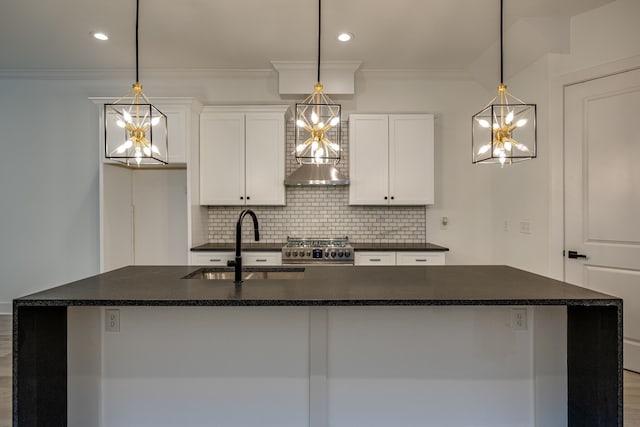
[[415, 259, 427, 262], [240, 196, 244, 200], [255, 259, 267, 262], [370, 258, 381, 262], [391, 196, 395, 200], [246, 196, 251, 200], [384, 196, 388, 200], [209, 259, 221, 262]]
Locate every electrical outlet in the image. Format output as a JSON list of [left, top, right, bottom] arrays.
[[440, 216, 449, 230], [519, 220, 532, 234], [511, 308, 528, 330], [105, 309, 120, 332]]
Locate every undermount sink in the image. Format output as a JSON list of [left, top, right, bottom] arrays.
[[183, 267, 305, 281]]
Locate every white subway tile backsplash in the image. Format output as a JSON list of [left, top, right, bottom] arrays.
[[207, 121, 427, 243]]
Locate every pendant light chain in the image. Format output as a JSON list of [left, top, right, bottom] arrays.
[[135, 0, 140, 83], [500, 0, 503, 84], [317, 0, 321, 83]]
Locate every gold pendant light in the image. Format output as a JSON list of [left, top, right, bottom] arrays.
[[294, 0, 342, 166], [104, 0, 168, 167], [472, 0, 536, 167]]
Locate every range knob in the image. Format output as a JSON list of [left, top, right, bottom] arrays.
[[306, 251, 311, 257], [324, 250, 330, 258], [292, 251, 298, 257], [285, 251, 291, 257], [330, 251, 337, 258], [338, 250, 344, 257], [345, 250, 351, 257]]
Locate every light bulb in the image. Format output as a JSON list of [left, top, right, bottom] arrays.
[[499, 155, 506, 167], [493, 122, 500, 130], [116, 120, 126, 128], [143, 147, 151, 156], [477, 119, 491, 128], [330, 143, 339, 151], [151, 117, 161, 126], [504, 141, 512, 151], [317, 147, 324, 157], [516, 143, 529, 152], [296, 119, 306, 128], [478, 144, 491, 155], [311, 111, 319, 124], [116, 143, 127, 154], [318, 122, 325, 129], [311, 140, 318, 150], [135, 157, 142, 166], [505, 111, 514, 124], [330, 117, 340, 126], [151, 145, 160, 154], [123, 110, 133, 124], [516, 119, 528, 127], [494, 147, 502, 156]]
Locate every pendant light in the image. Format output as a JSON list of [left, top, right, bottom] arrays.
[[472, 0, 536, 167], [285, 0, 348, 186], [104, 0, 168, 167]]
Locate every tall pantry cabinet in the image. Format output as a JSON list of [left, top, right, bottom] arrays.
[[95, 98, 205, 272]]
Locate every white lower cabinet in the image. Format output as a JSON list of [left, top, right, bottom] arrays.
[[190, 251, 282, 266], [355, 251, 446, 266], [396, 251, 446, 265], [354, 252, 397, 266]]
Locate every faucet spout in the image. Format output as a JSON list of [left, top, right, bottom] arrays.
[[234, 209, 260, 283]]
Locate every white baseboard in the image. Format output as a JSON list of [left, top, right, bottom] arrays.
[[0, 302, 12, 315]]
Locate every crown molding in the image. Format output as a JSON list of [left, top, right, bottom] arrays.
[[357, 68, 473, 80], [0, 68, 276, 80]]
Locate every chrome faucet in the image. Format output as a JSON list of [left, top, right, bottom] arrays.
[[230, 209, 260, 283]]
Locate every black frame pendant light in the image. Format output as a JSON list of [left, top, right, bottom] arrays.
[[294, 0, 342, 166], [104, 0, 168, 167], [472, 0, 536, 167]]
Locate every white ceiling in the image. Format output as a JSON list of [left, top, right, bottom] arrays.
[[0, 0, 614, 71]]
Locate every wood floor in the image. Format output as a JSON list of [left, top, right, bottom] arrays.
[[0, 314, 638, 426]]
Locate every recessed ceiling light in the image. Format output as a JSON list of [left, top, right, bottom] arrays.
[[337, 32, 353, 42], [93, 32, 109, 41]]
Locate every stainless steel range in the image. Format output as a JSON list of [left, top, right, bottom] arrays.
[[282, 237, 354, 264]]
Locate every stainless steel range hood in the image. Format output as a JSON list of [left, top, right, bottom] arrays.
[[284, 163, 349, 186]]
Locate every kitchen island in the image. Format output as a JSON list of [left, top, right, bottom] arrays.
[[14, 265, 622, 426]]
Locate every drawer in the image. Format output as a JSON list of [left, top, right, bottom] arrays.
[[190, 252, 234, 266], [243, 251, 282, 266], [396, 251, 446, 266], [354, 251, 396, 266]]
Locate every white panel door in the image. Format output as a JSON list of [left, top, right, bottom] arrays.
[[245, 113, 285, 205], [564, 67, 640, 371], [349, 114, 389, 204], [389, 114, 434, 205], [200, 112, 245, 205]]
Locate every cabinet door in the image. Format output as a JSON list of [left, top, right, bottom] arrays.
[[200, 113, 245, 205], [245, 114, 285, 205], [354, 251, 396, 266], [396, 251, 445, 265], [389, 114, 434, 205], [160, 106, 187, 164], [349, 115, 390, 205]]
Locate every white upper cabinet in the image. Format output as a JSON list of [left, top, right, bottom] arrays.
[[199, 106, 288, 206], [349, 114, 434, 205]]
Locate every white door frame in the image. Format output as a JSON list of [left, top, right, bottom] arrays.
[[547, 54, 640, 281]]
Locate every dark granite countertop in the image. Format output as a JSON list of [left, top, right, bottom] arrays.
[[14, 265, 619, 307], [191, 243, 284, 251], [191, 242, 449, 252], [351, 242, 449, 252]]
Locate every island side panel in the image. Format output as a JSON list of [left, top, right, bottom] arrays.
[[567, 304, 622, 426], [13, 305, 67, 427]]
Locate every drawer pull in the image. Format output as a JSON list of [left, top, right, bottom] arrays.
[[370, 258, 381, 262], [415, 259, 427, 262], [209, 259, 221, 262], [255, 259, 268, 262]]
